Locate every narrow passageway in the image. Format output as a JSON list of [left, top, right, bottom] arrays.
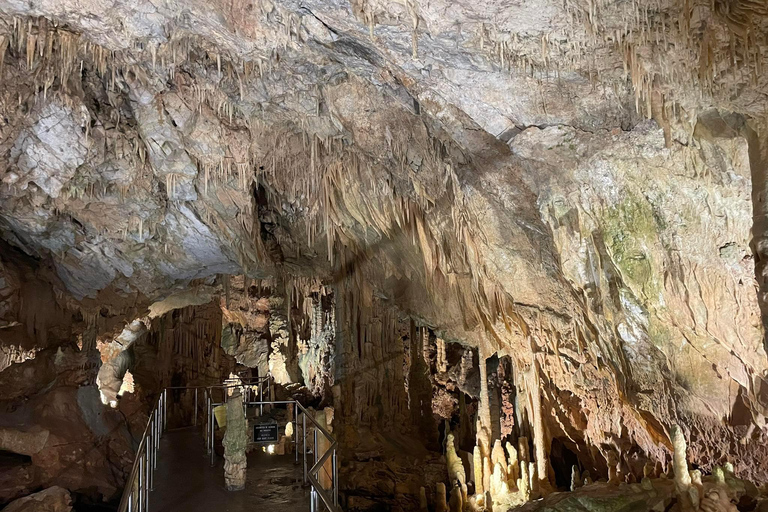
[[151, 428, 308, 512]]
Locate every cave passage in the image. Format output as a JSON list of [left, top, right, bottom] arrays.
[[150, 428, 306, 512], [0, 2, 768, 512]]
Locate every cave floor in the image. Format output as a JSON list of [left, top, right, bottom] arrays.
[[150, 428, 308, 512]]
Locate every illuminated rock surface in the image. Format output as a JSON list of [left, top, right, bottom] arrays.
[[0, 0, 766, 510]]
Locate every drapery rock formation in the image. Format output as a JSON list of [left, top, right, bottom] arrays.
[[0, 0, 767, 510]]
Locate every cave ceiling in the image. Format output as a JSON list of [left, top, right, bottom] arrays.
[[1, 0, 768, 482]]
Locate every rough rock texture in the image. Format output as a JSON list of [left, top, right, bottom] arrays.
[[223, 391, 247, 491], [3, 486, 72, 512], [96, 319, 145, 407], [220, 276, 272, 375], [0, 0, 767, 509]]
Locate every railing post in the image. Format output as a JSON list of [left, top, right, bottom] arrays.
[[194, 388, 198, 427], [148, 433, 153, 491], [206, 394, 211, 455], [138, 455, 144, 512], [144, 451, 150, 511], [302, 412, 307, 484], [210, 401, 215, 467], [294, 403, 299, 464], [333, 447, 338, 506], [313, 424, 318, 511], [311, 488, 316, 512], [162, 389, 167, 431], [259, 382, 263, 416], [154, 410, 159, 467], [313, 428, 318, 471], [154, 409, 159, 470]]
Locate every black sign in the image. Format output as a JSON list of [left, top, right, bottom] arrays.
[[253, 423, 279, 443]]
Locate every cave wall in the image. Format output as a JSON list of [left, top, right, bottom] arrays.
[[0, 0, 766, 509]]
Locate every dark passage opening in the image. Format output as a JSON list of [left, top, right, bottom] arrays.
[[0, 449, 32, 468], [549, 438, 580, 490]]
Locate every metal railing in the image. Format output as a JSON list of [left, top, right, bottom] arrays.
[[117, 389, 167, 512], [295, 400, 340, 512], [116, 378, 340, 512], [206, 395, 341, 511], [203, 377, 271, 463]]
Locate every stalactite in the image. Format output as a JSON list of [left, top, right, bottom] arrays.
[[436, 337, 447, 372]]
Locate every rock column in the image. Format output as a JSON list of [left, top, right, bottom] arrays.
[[223, 390, 247, 491]]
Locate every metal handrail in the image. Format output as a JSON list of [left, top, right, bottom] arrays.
[[116, 389, 167, 512], [117, 379, 341, 512], [294, 401, 340, 512], [117, 385, 207, 512], [210, 397, 341, 512]]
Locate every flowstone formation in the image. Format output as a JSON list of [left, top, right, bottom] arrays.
[[0, 0, 767, 510]]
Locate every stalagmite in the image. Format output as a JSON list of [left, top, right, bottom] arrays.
[[671, 424, 691, 491], [529, 461, 539, 498], [448, 484, 462, 512], [643, 461, 655, 478], [473, 445, 484, 496], [445, 432, 467, 491], [223, 390, 247, 491], [419, 487, 428, 510], [491, 439, 506, 471], [483, 456, 492, 496], [529, 360, 550, 493], [518, 460, 530, 499], [435, 482, 448, 512], [476, 352, 492, 457], [490, 462, 510, 496], [607, 450, 621, 485], [713, 466, 726, 484], [570, 465, 581, 491], [505, 442, 519, 482], [689, 469, 703, 509]]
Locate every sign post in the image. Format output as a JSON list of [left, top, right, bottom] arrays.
[[253, 422, 279, 444]]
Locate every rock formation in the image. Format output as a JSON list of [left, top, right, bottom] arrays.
[[223, 390, 247, 491], [3, 486, 72, 512], [0, 0, 766, 510]]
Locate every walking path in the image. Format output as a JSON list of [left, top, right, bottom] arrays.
[[150, 428, 308, 512]]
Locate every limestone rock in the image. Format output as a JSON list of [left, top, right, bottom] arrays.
[[223, 392, 247, 491], [3, 486, 72, 512]]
